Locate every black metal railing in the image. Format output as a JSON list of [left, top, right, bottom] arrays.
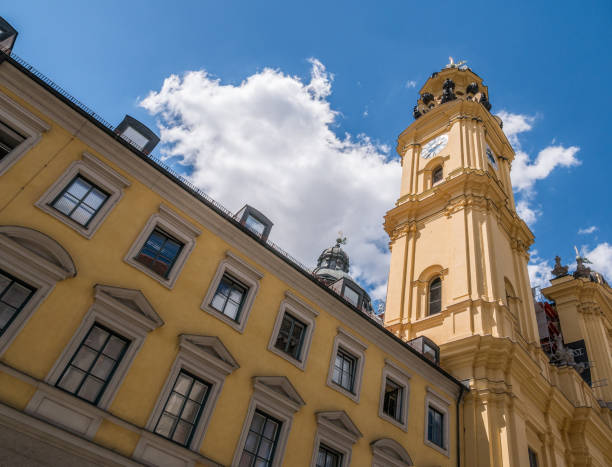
[[2, 49, 313, 274]]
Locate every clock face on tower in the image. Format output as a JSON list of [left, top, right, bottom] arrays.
[[421, 134, 448, 159]]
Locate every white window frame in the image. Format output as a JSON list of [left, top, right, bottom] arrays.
[[232, 376, 305, 467], [0, 225, 75, 356], [310, 411, 362, 467], [134, 334, 239, 464], [267, 290, 319, 370], [201, 251, 263, 333], [378, 359, 411, 431], [44, 284, 164, 410], [326, 327, 367, 403], [0, 92, 50, 176], [35, 152, 130, 239], [424, 386, 451, 457], [125, 203, 201, 289]]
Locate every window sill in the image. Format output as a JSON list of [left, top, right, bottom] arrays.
[[268, 344, 305, 371], [326, 381, 359, 403]]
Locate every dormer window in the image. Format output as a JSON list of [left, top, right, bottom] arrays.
[[343, 285, 360, 307], [115, 115, 160, 155], [120, 126, 149, 150], [234, 205, 273, 241], [245, 214, 266, 237]]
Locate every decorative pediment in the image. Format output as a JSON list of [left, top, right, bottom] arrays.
[[253, 376, 305, 413], [316, 411, 362, 445], [179, 334, 240, 376], [0, 225, 76, 280], [371, 438, 413, 466], [94, 285, 163, 331]]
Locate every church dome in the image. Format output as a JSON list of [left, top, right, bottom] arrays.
[[313, 236, 351, 284]]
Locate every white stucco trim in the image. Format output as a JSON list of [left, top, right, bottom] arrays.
[[0, 91, 49, 176], [124, 203, 201, 289], [310, 411, 362, 467], [232, 376, 304, 467], [200, 250, 263, 333], [378, 359, 411, 431], [141, 334, 239, 454], [35, 152, 130, 239], [267, 290, 319, 370], [0, 226, 75, 356], [424, 386, 451, 457], [44, 285, 163, 411], [326, 327, 367, 403]]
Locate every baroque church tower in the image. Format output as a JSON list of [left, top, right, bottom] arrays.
[[384, 63, 537, 346], [383, 62, 612, 467]]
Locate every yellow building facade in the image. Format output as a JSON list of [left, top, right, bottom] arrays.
[[0, 19, 464, 467], [383, 64, 612, 466]]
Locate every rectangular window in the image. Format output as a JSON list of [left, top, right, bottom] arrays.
[[274, 313, 306, 360], [0, 119, 25, 161], [154, 370, 211, 447], [0, 270, 36, 336], [245, 214, 266, 237], [239, 410, 281, 467], [343, 285, 360, 307], [56, 324, 129, 404], [135, 228, 184, 279], [316, 444, 342, 467], [383, 378, 403, 421], [210, 274, 248, 321], [528, 448, 538, 467], [332, 348, 356, 393], [51, 175, 110, 227], [427, 406, 444, 448]]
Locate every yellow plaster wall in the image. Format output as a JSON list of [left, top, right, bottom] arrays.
[[0, 88, 458, 466]]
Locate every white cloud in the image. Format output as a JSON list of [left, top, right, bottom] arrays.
[[405, 80, 417, 88], [578, 225, 597, 234], [528, 255, 553, 290], [516, 199, 539, 225], [497, 110, 534, 147], [511, 146, 580, 194], [582, 242, 612, 282], [497, 111, 581, 225], [141, 59, 400, 298]]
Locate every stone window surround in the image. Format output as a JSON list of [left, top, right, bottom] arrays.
[[0, 226, 75, 356], [267, 290, 319, 370], [424, 386, 451, 457], [371, 438, 414, 467], [44, 284, 163, 411], [326, 327, 367, 403], [309, 411, 362, 467], [35, 152, 130, 239], [201, 250, 264, 333], [0, 92, 50, 176], [232, 376, 305, 467], [412, 265, 449, 322], [378, 359, 411, 432], [125, 203, 202, 289], [140, 334, 239, 455]]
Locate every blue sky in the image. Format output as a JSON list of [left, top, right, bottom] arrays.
[[4, 1, 611, 300]]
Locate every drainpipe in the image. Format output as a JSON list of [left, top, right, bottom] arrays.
[[456, 383, 466, 467]]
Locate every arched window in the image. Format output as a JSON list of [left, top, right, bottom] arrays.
[[432, 166, 443, 185], [429, 277, 442, 315]]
